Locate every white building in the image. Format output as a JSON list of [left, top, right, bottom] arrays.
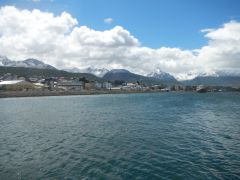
[[57, 81, 84, 91]]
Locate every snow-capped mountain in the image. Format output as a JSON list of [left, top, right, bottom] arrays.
[[181, 69, 240, 86], [103, 69, 179, 85], [64, 67, 109, 77], [1, 54, 239, 86], [215, 69, 240, 77], [147, 69, 177, 82], [177, 69, 240, 81], [0, 56, 56, 69], [176, 71, 216, 81], [103, 69, 153, 83]]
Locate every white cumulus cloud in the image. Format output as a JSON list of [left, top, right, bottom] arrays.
[[0, 6, 240, 80]]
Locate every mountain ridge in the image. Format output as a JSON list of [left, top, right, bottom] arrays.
[[1, 56, 240, 86], [0, 66, 103, 82], [147, 68, 178, 84], [0, 56, 56, 70], [103, 69, 171, 85], [182, 76, 240, 87]]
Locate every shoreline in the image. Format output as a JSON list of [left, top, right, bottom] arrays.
[[0, 90, 162, 98], [1, 90, 237, 99]]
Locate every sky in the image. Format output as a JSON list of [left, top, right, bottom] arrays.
[[0, 0, 240, 80]]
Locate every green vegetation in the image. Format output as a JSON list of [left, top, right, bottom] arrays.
[[0, 66, 103, 82], [0, 83, 35, 91]]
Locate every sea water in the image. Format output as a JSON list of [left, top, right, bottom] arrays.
[[0, 92, 240, 179]]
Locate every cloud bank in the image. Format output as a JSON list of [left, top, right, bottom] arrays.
[[0, 6, 240, 80]]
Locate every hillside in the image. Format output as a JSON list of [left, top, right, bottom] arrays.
[[0, 66, 103, 82], [182, 76, 240, 87], [103, 69, 172, 85], [0, 56, 56, 69], [147, 69, 178, 84]]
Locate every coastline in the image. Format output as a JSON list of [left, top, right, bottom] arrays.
[[0, 90, 159, 98], [1, 90, 238, 99]]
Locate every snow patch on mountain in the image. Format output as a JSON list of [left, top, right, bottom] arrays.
[[176, 69, 240, 81], [0, 56, 56, 69], [147, 68, 176, 81]]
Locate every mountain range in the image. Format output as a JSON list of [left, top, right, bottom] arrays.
[[0, 56, 56, 70], [1, 55, 240, 86], [0, 66, 102, 82], [182, 75, 240, 86], [147, 69, 178, 84], [103, 69, 178, 85], [103, 69, 154, 84]]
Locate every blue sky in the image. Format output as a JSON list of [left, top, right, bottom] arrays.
[[1, 0, 240, 49], [1, 0, 240, 79]]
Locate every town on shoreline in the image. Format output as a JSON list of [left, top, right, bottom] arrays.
[[1, 72, 240, 98]]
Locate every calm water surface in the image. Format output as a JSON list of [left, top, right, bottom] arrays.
[[0, 92, 240, 179]]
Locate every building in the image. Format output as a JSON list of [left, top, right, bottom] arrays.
[[95, 82, 102, 89], [122, 83, 143, 91], [44, 78, 57, 91], [28, 77, 38, 83], [85, 81, 96, 90], [102, 82, 112, 90], [57, 80, 84, 91]]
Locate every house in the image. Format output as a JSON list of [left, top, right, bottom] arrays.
[[122, 82, 143, 91], [28, 77, 38, 83], [43, 78, 58, 90], [111, 86, 122, 90], [95, 82, 102, 89], [2, 73, 13, 80], [57, 80, 84, 91], [102, 82, 112, 90]]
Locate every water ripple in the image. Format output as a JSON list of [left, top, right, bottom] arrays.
[[0, 92, 240, 179]]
